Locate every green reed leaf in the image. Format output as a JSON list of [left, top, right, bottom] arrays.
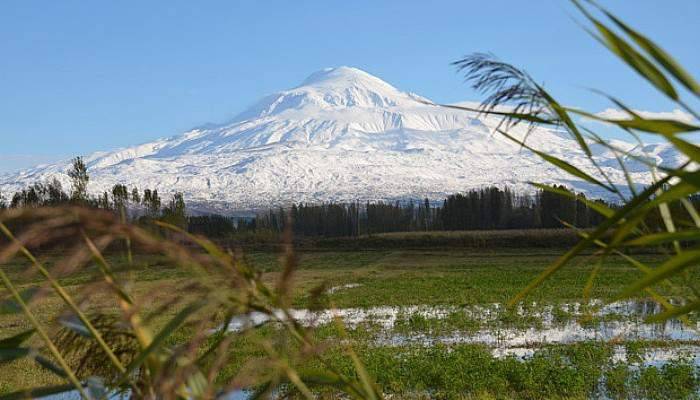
[[0, 329, 35, 348], [667, 136, 700, 161], [0, 347, 30, 363], [509, 176, 670, 306], [625, 231, 700, 246], [569, 108, 700, 134], [646, 298, 700, 323], [124, 301, 205, 375], [617, 248, 700, 300], [499, 129, 614, 191], [573, 0, 678, 100], [530, 182, 614, 218], [593, 1, 700, 96], [0, 288, 39, 315], [34, 355, 69, 378], [540, 88, 592, 156], [0, 384, 80, 400]]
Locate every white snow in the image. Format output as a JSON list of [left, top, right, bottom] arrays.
[[0, 66, 682, 211]]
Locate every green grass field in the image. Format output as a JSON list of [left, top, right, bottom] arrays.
[[1, 248, 699, 398]]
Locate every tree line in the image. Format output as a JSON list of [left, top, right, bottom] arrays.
[[250, 185, 609, 238], [4, 156, 693, 239], [0, 157, 187, 229]]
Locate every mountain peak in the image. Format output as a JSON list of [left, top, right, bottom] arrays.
[[235, 66, 419, 120], [299, 66, 396, 91]]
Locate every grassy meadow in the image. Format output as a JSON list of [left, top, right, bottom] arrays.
[[2, 239, 699, 398]]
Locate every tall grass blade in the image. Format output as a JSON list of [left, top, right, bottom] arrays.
[[572, 0, 678, 100], [0, 384, 80, 400], [0, 329, 34, 348], [0, 288, 39, 315], [617, 249, 700, 299], [591, 0, 700, 96]]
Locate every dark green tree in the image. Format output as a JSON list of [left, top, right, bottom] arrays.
[[142, 189, 152, 207], [131, 187, 141, 204], [111, 184, 129, 212], [162, 192, 187, 229], [148, 189, 161, 217], [46, 178, 68, 205], [98, 191, 110, 209], [68, 157, 89, 202]]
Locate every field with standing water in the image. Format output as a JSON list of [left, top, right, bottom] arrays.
[[2, 247, 698, 399]]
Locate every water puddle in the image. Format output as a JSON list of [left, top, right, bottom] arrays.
[[43, 300, 700, 400], [326, 283, 362, 294], [384, 318, 700, 346], [226, 300, 700, 355], [493, 344, 700, 367]]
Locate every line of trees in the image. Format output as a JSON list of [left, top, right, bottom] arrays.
[[251, 185, 609, 238], [7, 156, 692, 240], [0, 157, 611, 238], [1, 157, 187, 228]]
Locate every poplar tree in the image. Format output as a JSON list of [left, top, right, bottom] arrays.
[[131, 187, 141, 204], [68, 156, 89, 202], [162, 192, 187, 228]]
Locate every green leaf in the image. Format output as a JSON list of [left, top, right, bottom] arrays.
[[595, 2, 700, 96], [434, 103, 556, 125], [34, 355, 69, 378], [197, 312, 233, 364], [667, 136, 700, 161], [569, 108, 700, 135], [646, 180, 700, 206], [573, 0, 678, 100], [530, 182, 614, 218], [0, 329, 34, 348], [583, 261, 603, 301], [539, 88, 592, 157], [0, 288, 39, 315], [124, 301, 205, 375], [618, 248, 700, 299], [498, 129, 614, 191], [59, 315, 92, 337], [0, 384, 79, 400], [509, 176, 671, 306], [537, 152, 611, 190], [625, 231, 700, 246], [0, 347, 30, 363], [614, 118, 700, 135], [646, 299, 700, 323], [676, 171, 700, 191]]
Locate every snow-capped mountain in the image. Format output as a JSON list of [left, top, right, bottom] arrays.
[[0, 67, 681, 212]]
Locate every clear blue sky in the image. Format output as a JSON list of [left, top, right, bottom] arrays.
[[1, 0, 699, 172]]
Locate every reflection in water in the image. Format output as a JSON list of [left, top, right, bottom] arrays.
[[40, 301, 697, 399], [225, 300, 700, 360]]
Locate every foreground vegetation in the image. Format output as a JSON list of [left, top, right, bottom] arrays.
[[2, 248, 698, 398]]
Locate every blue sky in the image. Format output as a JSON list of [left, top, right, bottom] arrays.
[[1, 0, 699, 173]]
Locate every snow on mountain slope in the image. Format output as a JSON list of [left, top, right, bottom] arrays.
[[0, 66, 682, 211]]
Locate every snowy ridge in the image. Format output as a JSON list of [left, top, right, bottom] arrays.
[[0, 66, 683, 212]]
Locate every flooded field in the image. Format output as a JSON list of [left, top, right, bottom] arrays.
[[225, 300, 699, 398], [4, 250, 699, 399], [227, 299, 700, 347]]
